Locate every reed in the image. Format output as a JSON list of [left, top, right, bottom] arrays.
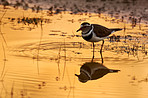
[[0, 10, 7, 80], [0, 80, 7, 97], [1, 42, 7, 78], [73, 69, 76, 98], [66, 68, 71, 87], [67, 87, 71, 98], [57, 43, 62, 80], [10, 81, 14, 98], [36, 16, 44, 75], [62, 39, 67, 80], [0, 10, 7, 46]]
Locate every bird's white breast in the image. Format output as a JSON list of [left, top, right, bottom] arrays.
[[88, 32, 108, 42]]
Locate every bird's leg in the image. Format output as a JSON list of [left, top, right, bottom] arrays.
[[91, 42, 95, 62], [100, 40, 104, 64]]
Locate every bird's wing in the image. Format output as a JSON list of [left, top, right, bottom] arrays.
[[92, 24, 113, 37]]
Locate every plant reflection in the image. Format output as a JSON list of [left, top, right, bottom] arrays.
[[75, 62, 120, 83]]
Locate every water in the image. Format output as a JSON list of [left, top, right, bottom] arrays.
[[0, 6, 148, 98]]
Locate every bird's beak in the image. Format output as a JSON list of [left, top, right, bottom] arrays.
[[76, 27, 82, 32], [75, 74, 79, 77]]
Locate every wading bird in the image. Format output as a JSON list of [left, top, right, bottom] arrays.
[[77, 22, 122, 63]]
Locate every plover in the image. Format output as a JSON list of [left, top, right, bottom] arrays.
[[75, 62, 120, 83], [77, 22, 122, 63]]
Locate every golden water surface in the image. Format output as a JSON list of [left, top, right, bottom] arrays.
[[0, 6, 148, 98]]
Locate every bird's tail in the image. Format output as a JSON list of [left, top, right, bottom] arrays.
[[109, 69, 120, 73], [111, 28, 122, 32]]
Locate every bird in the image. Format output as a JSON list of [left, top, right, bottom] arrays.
[[75, 62, 120, 83], [76, 22, 122, 63]]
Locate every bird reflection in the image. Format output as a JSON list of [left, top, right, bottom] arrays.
[[75, 62, 120, 83]]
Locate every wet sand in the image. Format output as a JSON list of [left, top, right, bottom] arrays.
[[0, 5, 148, 98]]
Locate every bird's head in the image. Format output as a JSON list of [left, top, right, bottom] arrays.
[[75, 73, 89, 83], [76, 22, 91, 32]]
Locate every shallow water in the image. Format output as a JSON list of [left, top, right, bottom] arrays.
[[0, 6, 148, 98]]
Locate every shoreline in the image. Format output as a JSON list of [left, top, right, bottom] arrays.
[[1, 0, 148, 23]]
